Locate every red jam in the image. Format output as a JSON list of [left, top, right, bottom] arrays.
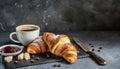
[[3, 46, 20, 53]]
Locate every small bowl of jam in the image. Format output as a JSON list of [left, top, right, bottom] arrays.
[[0, 44, 23, 56]]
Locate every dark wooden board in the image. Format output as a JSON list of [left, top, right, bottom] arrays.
[[0, 40, 89, 69]]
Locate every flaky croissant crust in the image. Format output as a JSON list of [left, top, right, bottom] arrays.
[[27, 36, 48, 54], [42, 32, 78, 64]]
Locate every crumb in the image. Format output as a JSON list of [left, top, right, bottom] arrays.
[[46, 54, 50, 58], [30, 59, 35, 63], [31, 55, 35, 58], [77, 51, 80, 53], [14, 60, 19, 64], [35, 57, 40, 60], [89, 42, 94, 45]]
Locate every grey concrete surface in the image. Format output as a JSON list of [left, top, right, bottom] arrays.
[[0, 0, 120, 32], [0, 31, 120, 69]]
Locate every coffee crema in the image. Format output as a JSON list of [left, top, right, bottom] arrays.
[[17, 26, 38, 31]]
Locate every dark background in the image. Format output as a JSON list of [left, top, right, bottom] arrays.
[[0, 0, 120, 32]]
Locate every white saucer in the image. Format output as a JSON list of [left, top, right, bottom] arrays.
[[0, 44, 23, 56]]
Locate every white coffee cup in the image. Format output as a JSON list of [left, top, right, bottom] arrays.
[[9, 24, 40, 46]]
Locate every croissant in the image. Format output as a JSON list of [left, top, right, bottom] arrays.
[[27, 36, 48, 54], [42, 32, 78, 64]]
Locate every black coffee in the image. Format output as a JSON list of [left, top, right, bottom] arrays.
[[17, 26, 38, 31], [22, 29, 37, 31]]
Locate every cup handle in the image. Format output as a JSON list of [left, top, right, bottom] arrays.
[[9, 32, 21, 43]]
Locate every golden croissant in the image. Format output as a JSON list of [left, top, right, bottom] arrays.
[[42, 32, 78, 64], [27, 36, 48, 54]]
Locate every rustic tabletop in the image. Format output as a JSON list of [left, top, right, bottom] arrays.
[[0, 31, 120, 69]]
